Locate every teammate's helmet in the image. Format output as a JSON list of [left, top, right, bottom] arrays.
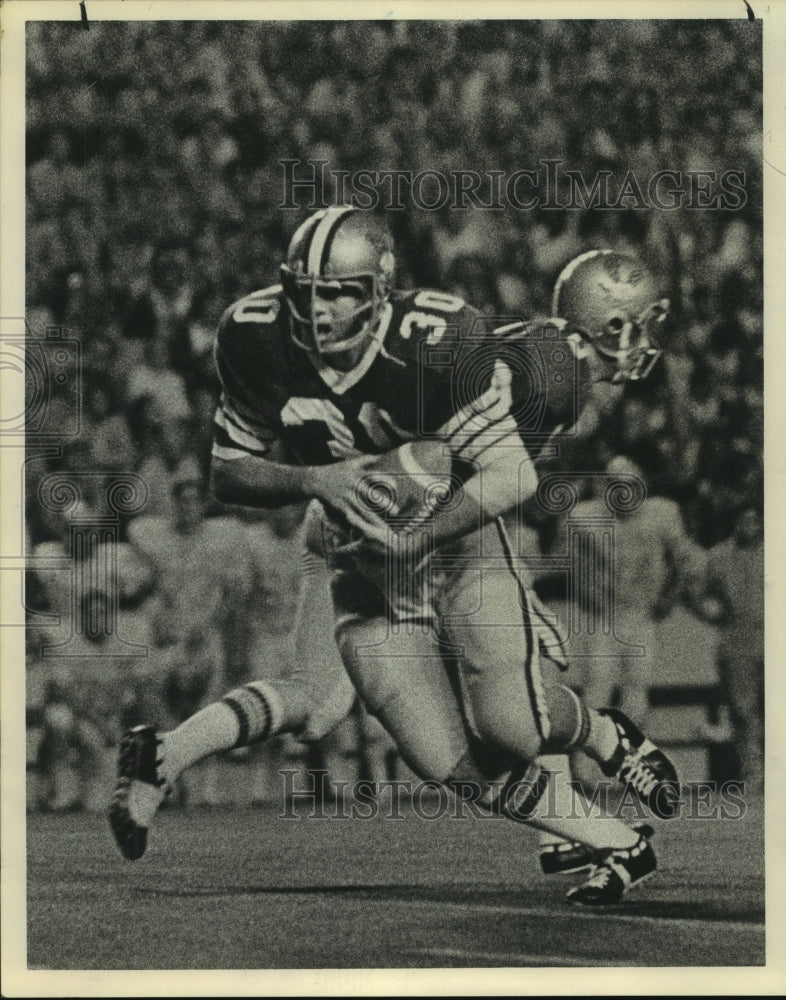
[[552, 250, 669, 383], [280, 206, 396, 356]]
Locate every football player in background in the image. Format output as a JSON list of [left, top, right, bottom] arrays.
[[110, 208, 677, 904]]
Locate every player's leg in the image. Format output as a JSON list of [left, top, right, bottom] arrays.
[[437, 523, 671, 901], [535, 621, 601, 873], [443, 523, 678, 805], [307, 534, 643, 881], [108, 523, 355, 861], [355, 702, 398, 784], [526, 605, 616, 873], [343, 620, 658, 905], [568, 629, 620, 789], [335, 616, 471, 782], [442, 558, 645, 835], [536, 661, 654, 878]]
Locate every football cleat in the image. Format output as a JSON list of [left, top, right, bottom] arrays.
[[539, 823, 654, 876], [108, 725, 168, 861], [566, 831, 657, 906], [598, 708, 680, 819]]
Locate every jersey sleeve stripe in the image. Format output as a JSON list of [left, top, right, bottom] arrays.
[[214, 408, 273, 452], [492, 321, 529, 339], [212, 441, 262, 462], [218, 404, 277, 444], [455, 420, 523, 466], [219, 393, 277, 438]]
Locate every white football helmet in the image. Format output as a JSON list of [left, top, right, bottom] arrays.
[[552, 250, 669, 383], [280, 206, 395, 356]]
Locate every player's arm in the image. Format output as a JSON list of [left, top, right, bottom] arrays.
[[209, 391, 314, 506], [212, 449, 387, 535], [433, 446, 536, 548], [210, 395, 387, 535], [428, 356, 539, 545], [211, 445, 317, 508], [367, 359, 537, 550]]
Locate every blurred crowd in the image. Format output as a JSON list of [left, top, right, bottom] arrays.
[[24, 20, 763, 809]]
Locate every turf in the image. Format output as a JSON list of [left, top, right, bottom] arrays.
[[27, 793, 765, 969]]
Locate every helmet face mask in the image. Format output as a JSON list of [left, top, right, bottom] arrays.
[[552, 250, 669, 384], [589, 297, 668, 383], [280, 207, 394, 359], [280, 270, 380, 355]]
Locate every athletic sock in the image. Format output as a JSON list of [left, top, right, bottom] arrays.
[[580, 708, 622, 765], [532, 754, 638, 850], [536, 755, 571, 846], [160, 681, 283, 788], [540, 686, 621, 768], [446, 751, 638, 851]]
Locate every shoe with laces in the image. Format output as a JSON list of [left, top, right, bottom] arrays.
[[108, 725, 168, 861], [598, 708, 680, 819], [566, 831, 656, 905], [539, 823, 654, 876]]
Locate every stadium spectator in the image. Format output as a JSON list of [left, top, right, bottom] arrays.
[[126, 466, 252, 802], [694, 506, 764, 793], [557, 457, 703, 728]]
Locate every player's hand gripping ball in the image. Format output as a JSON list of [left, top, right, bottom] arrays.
[[357, 438, 457, 524]]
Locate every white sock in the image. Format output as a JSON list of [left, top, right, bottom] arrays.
[[531, 754, 638, 850], [536, 755, 572, 847], [527, 809, 639, 851], [581, 709, 620, 765], [161, 681, 283, 787]]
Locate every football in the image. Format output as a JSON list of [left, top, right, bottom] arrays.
[[358, 438, 455, 520]]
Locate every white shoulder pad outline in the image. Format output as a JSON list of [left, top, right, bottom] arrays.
[[490, 317, 568, 340]]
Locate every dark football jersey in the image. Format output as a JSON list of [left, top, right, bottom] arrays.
[[213, 285, 585, 469]]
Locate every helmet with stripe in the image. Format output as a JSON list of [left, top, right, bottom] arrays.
[[552, 250, 669, 383], [280, 206, 395, 357]]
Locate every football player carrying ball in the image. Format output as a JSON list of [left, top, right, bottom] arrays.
[[111, 207, 676, 906]]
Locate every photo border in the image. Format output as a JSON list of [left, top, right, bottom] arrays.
[[2, 1, 784, 995]]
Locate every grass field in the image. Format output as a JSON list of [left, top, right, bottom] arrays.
[[25, 787, 765, 972]]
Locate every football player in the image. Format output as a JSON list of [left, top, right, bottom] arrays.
[[110, 209, 676, 905]]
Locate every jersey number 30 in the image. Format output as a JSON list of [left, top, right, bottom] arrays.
[[280, 398, 409, 458]]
